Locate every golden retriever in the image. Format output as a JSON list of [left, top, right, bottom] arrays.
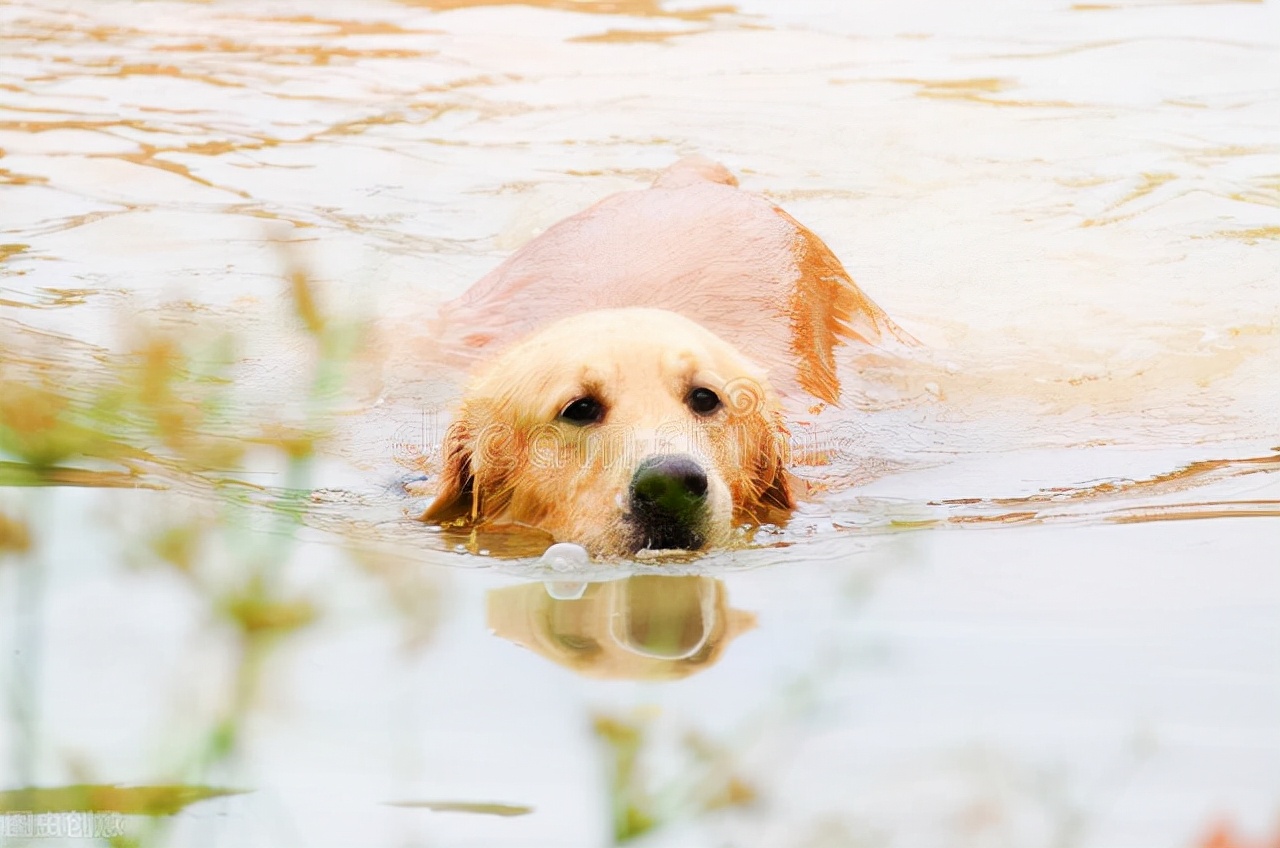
[[423, 157, 905, 557]]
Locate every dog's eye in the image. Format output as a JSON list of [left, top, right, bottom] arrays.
[[686, 387, 722, 416], [559, 396, 605, 425]]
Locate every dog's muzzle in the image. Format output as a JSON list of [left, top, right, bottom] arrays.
[[627, 454, 709, 551]]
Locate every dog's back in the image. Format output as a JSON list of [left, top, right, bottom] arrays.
[[432, 156, 908, 406]]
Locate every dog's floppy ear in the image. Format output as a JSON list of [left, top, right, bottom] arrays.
[[730, 407, 794, 519], [754, 418, 794, 513], [421, 418, 476, 522], [723, 378, 794, 516]]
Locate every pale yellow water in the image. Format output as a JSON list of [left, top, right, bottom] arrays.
[[1, 0, 1278, 846]]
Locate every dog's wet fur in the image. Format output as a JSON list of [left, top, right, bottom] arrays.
[[423, 157, 904, 557]]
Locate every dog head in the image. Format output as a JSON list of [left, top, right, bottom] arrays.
[[423, 307, 793, 557]]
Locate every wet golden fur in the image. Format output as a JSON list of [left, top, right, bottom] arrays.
[[422, 156, 905, 556], [424, 308, 792, 555]]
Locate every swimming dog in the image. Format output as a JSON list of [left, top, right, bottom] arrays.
[[423, 157, 904, 556]]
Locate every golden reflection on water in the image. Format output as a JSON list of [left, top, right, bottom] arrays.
[[395, 0, 735, 20], [935, 451, 1280, 526], [568, 27, 707, 43], [1214, 225, 1280, 243], [1073, 0, 1262, 8], [488, 576, 754, 680], [885, 76, 1083, 108]]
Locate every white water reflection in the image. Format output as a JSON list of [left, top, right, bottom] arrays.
[[2, 0, 1279, 846]]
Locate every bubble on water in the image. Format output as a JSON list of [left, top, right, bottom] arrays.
[[539, 542, 590, 572]]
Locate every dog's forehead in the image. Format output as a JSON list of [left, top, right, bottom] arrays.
[[523, 325, 726, 381], [581, 340, 700, 375]]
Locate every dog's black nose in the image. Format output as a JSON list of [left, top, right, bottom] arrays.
[[628, 455, 708, 551]]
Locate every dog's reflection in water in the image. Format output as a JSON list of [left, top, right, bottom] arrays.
[[486, 575, 755, 680]]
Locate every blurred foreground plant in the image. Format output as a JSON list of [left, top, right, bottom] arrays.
[[0, 259, 378, 845], [593, 709, 756, 844], [0, 510, 31, 554]]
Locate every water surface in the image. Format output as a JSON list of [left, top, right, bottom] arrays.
[[2, 0, 1278, 846]]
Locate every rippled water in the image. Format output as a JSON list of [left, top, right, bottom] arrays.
[[2, 0, 1279, 846]]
